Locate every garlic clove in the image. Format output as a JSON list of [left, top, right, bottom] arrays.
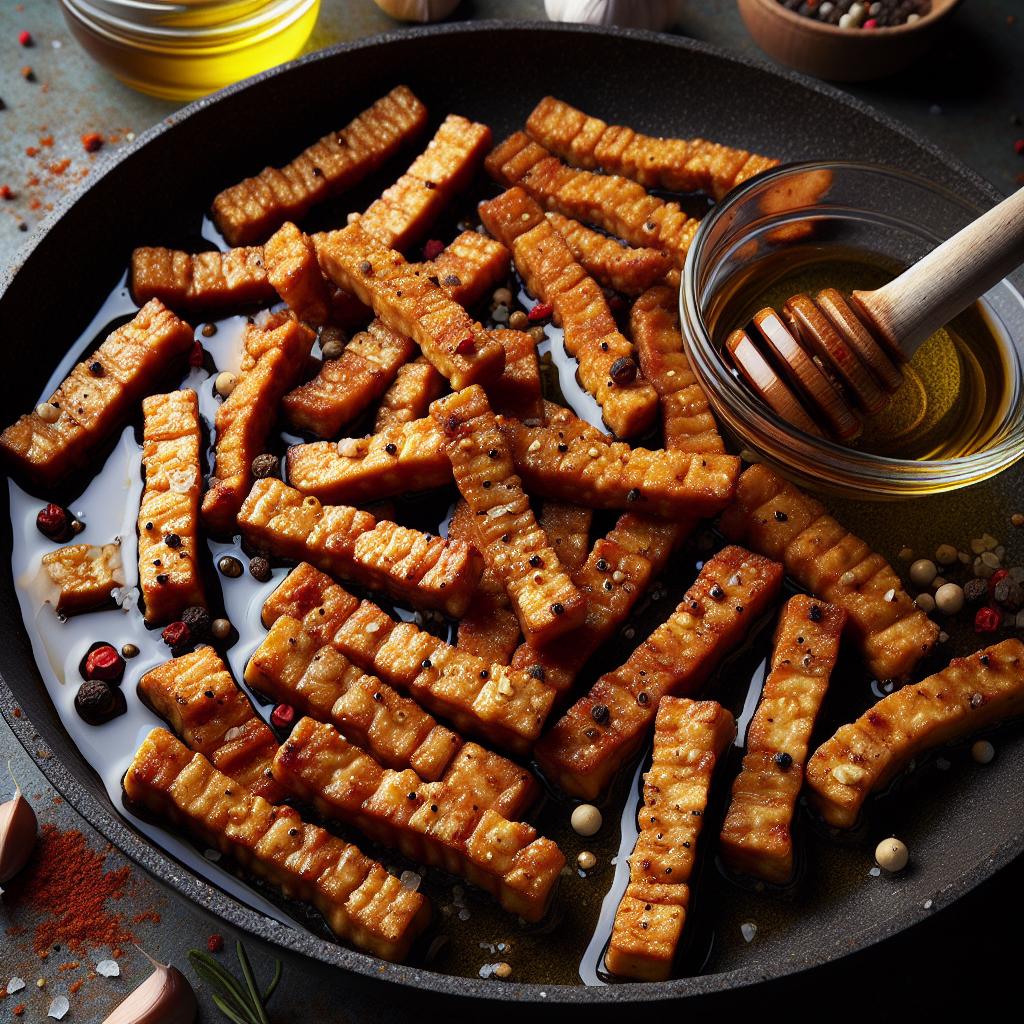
[[102, 951, 197, 1024], [0, 763, 37, 886]]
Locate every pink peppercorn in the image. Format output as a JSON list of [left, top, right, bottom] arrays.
[[84, 645, 125, 684], [423, 238, 445, 261], [207, 934, 224, 953], [974, 606, 1001, 633], [863, 18, 878, 29], [19, 31, 32, 47], [528, 302, 553, 322], [271, 703, 296, 730], [988, 568, 1009, 594]]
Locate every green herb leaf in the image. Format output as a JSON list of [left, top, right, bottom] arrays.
[[189, 943, 283, 1024]]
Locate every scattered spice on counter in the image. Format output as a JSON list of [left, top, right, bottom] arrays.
[[80, 132, 104, 154], [20, 66, 34, 81], [206, 934, 224, 953], [19, 30, 32, 47]]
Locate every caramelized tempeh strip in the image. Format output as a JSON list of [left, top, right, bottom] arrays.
[[415, 230, 511, 309], [487, 329, 544, 422], [806, 640, 1024, 828], [545, 212, 673, 295], [501, 415, 739, 518], [720, 596, 847, 883], [485, 133, 701, 268], [264, 222, 331, 324], [211, 85, 428, 246], [130, 246, 273, 312], [282, 319, 416, 438], [720, 464, 939, 680], [527, 96, 777, 200], [138, 646, 283, 802], [374, 356, 447, 431], [537, 500, 592, 578], [536, 546, 782, 799], [479, 187, 657, 438], [631, 285, 725, 454], [605, 699, 735, 981], [237, 478, 482, 617], [138, 390, 206, 624], [124, 728, 429, 960], [40, 542, 124, 615], [286, 418, 450, 505], [315, 223, 505, 388], [358, 115, 491, 252], [432, 386, 586, 644], [1, 300, 194, 492], [274, 718, 563, 921]]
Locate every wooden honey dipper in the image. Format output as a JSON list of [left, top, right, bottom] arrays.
[[725, 185, 1024, 442]]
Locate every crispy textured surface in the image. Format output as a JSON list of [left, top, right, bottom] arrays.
[[479, 187, 657, 438], [124, 728, 429, 960], [211, 86, 428, 246], [315, 223, 505, 389], [264, 222, 331, 324], [720, 464, 939, 680], [432, 386, 585, 644], [487, 329, 544, 422], [374, 356, 447, 431], [1, 300, 194, 492], [485, 133, 701, 268], [537, 500, 592, 577], [138, 390, 206, 624], [414, 230, 511, 309], [527, 96, 777, 200], [286, 418, 450, 505], [282, 319, 415, 438], [138, 646, 283, 802], [501, 413, 739, 519], [806, 639, 1024, 828], [238, 478, 482, 617], [41, 542, 124, 615], [631, 285, 725, 454], [357, 114, 491, 252], [720, 596, 847, 883], [130, 246, 273, 312], [545, 212, 672, 295], [274, 717, 562, 921], [202, 318, 314, 535], [605, 699, 735, 981], [536, 546, 783, 799]]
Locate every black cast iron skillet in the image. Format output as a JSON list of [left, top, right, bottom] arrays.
[[1, 20, 1022, 1005]]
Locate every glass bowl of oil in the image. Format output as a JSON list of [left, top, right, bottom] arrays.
[[680, 161, 1024, 499], [61, 0, 321, 101]]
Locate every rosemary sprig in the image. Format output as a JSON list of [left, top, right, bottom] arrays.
[[188, 941, 283, 1024]]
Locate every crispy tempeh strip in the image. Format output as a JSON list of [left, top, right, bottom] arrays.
[[511, 513, 693, 694], [138, 390, 206, 624], [264, 222, 332, 324], [237, 478, 482, 617], [720, 596, 847, 883], [315, 223, 505, 388], [211, 85, 428, 246], [357, 115, 491, 252], [40, 542, 124, 615], [500, 414, 739, 519], [537, 500, 592, 578], [282, 319, 416, 438], [138, 646, 284, 802], [526, 96, 778, 200], [124, 728, 429, 960], [487, 329, 544, 422], [605, 699, 735, 981], [806, 639, 1024, 828], [719, 464, 939, 680], [201, 318, 315, 535], [275, 718, 563, 921], [374, 356, 447, 431], [545, 212, 673, 295], [447, 500, 521, 667], [535, 546, 783, 799], [479, 187, 657, 438], [1, 300, 194, 492], [130, 246, 273, 312], [413, 230, 511, 309], [630, 285, 725, 454], [432, 386, 586, 644], [485, 133, 701, 268], [286, 418, 450, 505]]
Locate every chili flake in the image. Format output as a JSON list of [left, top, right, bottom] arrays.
[[81, 132, 104, 153]]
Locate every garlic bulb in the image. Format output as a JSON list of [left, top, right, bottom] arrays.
[[545, 0, 680, 30], [102, 950, 197, 1024], [373, 0, 461, 23], [0, 762, 37, 888]]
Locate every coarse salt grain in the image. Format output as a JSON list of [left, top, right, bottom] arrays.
[[337, 438, 364, 457], [6, 979, 25, 995], [528, 439, 542, 453], [96, 959, 120, 978], [365, 622, 380, 634], [740, 922, 757, 942], [399, 870, 421, 892], [223, 726, 244, 742], [168, 468, 196, 493], [831, 764, 865, 785], [48, 996, 70, 1020]]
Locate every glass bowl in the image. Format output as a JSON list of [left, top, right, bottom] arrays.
[[679, 161, 1024, 500]]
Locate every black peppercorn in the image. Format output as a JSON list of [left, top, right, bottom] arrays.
[[637, 692, 649, 706], [384, 443, 397, 455], [251, 453, 280, 480], [181, 605, 211, 640], [89, 361, 104, 376], [709, 584, 725, 601], [591, 704, 610, 725], [596, 558, 609, 572], [774, 510, 788, 522], [550, 602, 565, 615], [964, 578, 988, 604], [488, 448, 499, 459], [75, 679, 125, 726], [529, 554, 543, 568], [528, 664, 546, 680], [809, 604, 823, 622], [164, 532, 181, 548], [249, 556, 272, 583], [774, 751, 794, 770], [609, 356, 638, 385], [626, 488, 641, 503]]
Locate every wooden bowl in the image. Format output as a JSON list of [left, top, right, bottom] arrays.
[[737, 0, 962, 82]]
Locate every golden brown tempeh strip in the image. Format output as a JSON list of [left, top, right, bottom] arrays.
[[537, 500, 592, 578], [526, 96, 778, 200], [374, 356, 447, 431], [130, 246, 273, 312], [40, 542, 124, 616], [806, 639, 1024, 828], [719, 596, 847, 883], [1, 300, 194, 492], [719, 464, 939, 680], [413, 230, 511, 309], [605, 699, 735, 982], [487, 329, 544, 422], [211, 85, 428, 246], [124, 728, 430, 961], [138, 390, 206, 624], [264, 222, 332, 324]]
